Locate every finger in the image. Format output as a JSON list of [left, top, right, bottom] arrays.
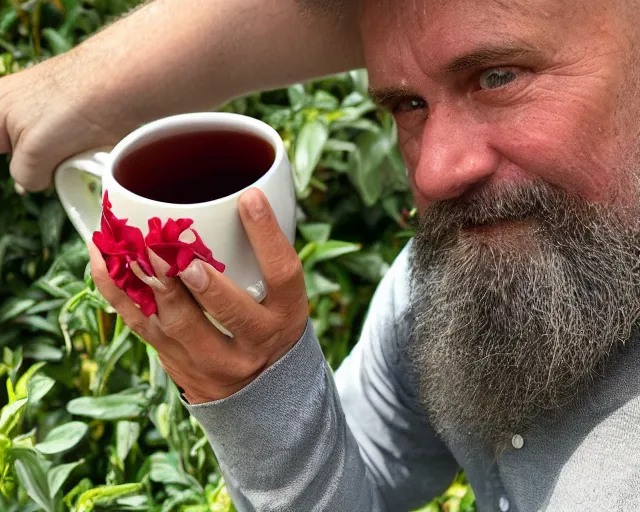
[[9, 147, 53, 192], [88, 243, 168, 350], [179, 258, 269, 340], [237, 188, 305, 305], [148, 250, 236, 348]]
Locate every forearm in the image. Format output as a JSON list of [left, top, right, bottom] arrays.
[[183, 321, 384, 512], [55, 0, 363, 131]]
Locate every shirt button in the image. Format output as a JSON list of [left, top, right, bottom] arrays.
[[499, 496, 510, 511], [512, 434, 524, 450]]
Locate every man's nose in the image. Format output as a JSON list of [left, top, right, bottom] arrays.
[[412, 107, 500, 202]]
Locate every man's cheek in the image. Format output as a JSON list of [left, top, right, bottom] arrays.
[[495, 104, 618, 202]]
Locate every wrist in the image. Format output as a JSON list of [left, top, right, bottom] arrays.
[[181, 374, 259, 405], [180, 339, 301, 405]]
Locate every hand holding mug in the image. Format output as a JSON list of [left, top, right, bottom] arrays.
[[54, 113, 309, 402], [88, 188, 308, 403]]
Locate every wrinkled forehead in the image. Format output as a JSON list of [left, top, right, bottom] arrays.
[[358, 0, 616, 73]]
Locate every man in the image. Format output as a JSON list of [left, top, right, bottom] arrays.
[[3, 0, 640, 510]]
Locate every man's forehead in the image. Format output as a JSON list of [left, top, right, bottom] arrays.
[[362, 0, 573, 20], [360, 0, 568, 40], [359, 0, 610, 82]]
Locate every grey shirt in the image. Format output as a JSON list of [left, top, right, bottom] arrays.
[[184, 241, 640, 512]]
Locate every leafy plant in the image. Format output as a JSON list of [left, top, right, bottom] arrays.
[[0, 1, 474, 511]]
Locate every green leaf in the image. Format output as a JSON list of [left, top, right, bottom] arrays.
[[63, 477, 92, 509], [116, 421, 140, 464], [0, 398, 27, 435], [324, 139, 357, 153], [92, 327, 132, 395], [349, 130, 393, 206], [48, 460, 84, 498], [154, 403, 170, 440], [293, 120, 329, 195], [146, 344, 168, 395], [304, 241, 361, 270], [410, 502, 440, 512], [27, 374, 56, 405], [35, 421, 88, 455], [340, 251, 390, 283], [209, 481, 236, 512], [304, 271, 341, 299], [312, 90, 339, 111], [287, 84, 306, 109], [0, 9, 18, 35], [0, 298, 36, 323], [14, 315, 61, 337], [10, 447, 54, 512], [160, 489, 201, 512], [150, 452, 189, 486], [116, 494, 149, 510], [297, 242, 318, 262], [25, 299, 66, 316], [298, 223, 332, 244], [23, 341, 64, 361], [67, 394, 147, 421], [15, 361, 47, 399], [74, 483, 144, 512], [349, 68, 369, 95], [41, 28, 73, 56]]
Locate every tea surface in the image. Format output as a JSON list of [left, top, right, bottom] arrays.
[[113, 130, 275, 204]]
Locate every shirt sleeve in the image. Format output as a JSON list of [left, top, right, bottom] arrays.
[[181, 241, 459, 512]]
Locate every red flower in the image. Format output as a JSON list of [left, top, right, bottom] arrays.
[[92, 191, 158, 317], [145, 217, 225, 277]]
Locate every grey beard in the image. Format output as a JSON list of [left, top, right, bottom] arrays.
[[408, 181, 640, 454]]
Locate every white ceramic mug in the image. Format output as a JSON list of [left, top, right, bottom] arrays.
[[54, 112, 297, 306]]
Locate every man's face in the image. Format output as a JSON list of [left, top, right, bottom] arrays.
[[361, 0, 637, 214], [359, 0, 640, 451]]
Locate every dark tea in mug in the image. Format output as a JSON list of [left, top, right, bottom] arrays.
[[113, 130, 276, 204]]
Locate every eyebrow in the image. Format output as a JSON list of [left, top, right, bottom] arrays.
[[368, 84, 420, 106], [443, 43, 537, 73]]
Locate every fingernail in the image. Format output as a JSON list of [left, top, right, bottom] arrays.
[[14, 183, 26, 196], [148, 250, 172, 286], [242, 189, 266, 221], [180, 260, 209, 292], [130, 261, 167, 291]]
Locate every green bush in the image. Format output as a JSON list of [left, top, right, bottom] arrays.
[[0, 1, 474, 511]]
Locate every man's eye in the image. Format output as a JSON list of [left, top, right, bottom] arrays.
[[478, 68, 518, 90], [392, 97, 427, 114]]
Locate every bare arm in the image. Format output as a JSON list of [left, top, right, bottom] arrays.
[[0, 0, 363, 190], [71, 0, 363, 124]]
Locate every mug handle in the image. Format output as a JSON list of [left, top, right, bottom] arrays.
[[54, 150, 111, 243]]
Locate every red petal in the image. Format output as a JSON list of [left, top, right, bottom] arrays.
[[175, 246, 196, 275], [125, 275, 157, 317], [162, 219, 181, 242], [145, 218, 164, 245], [190, 231, 213, 261], [207, 257, 226, 273], [93, 193, 157, 315], [146, 242, 180, 271]]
